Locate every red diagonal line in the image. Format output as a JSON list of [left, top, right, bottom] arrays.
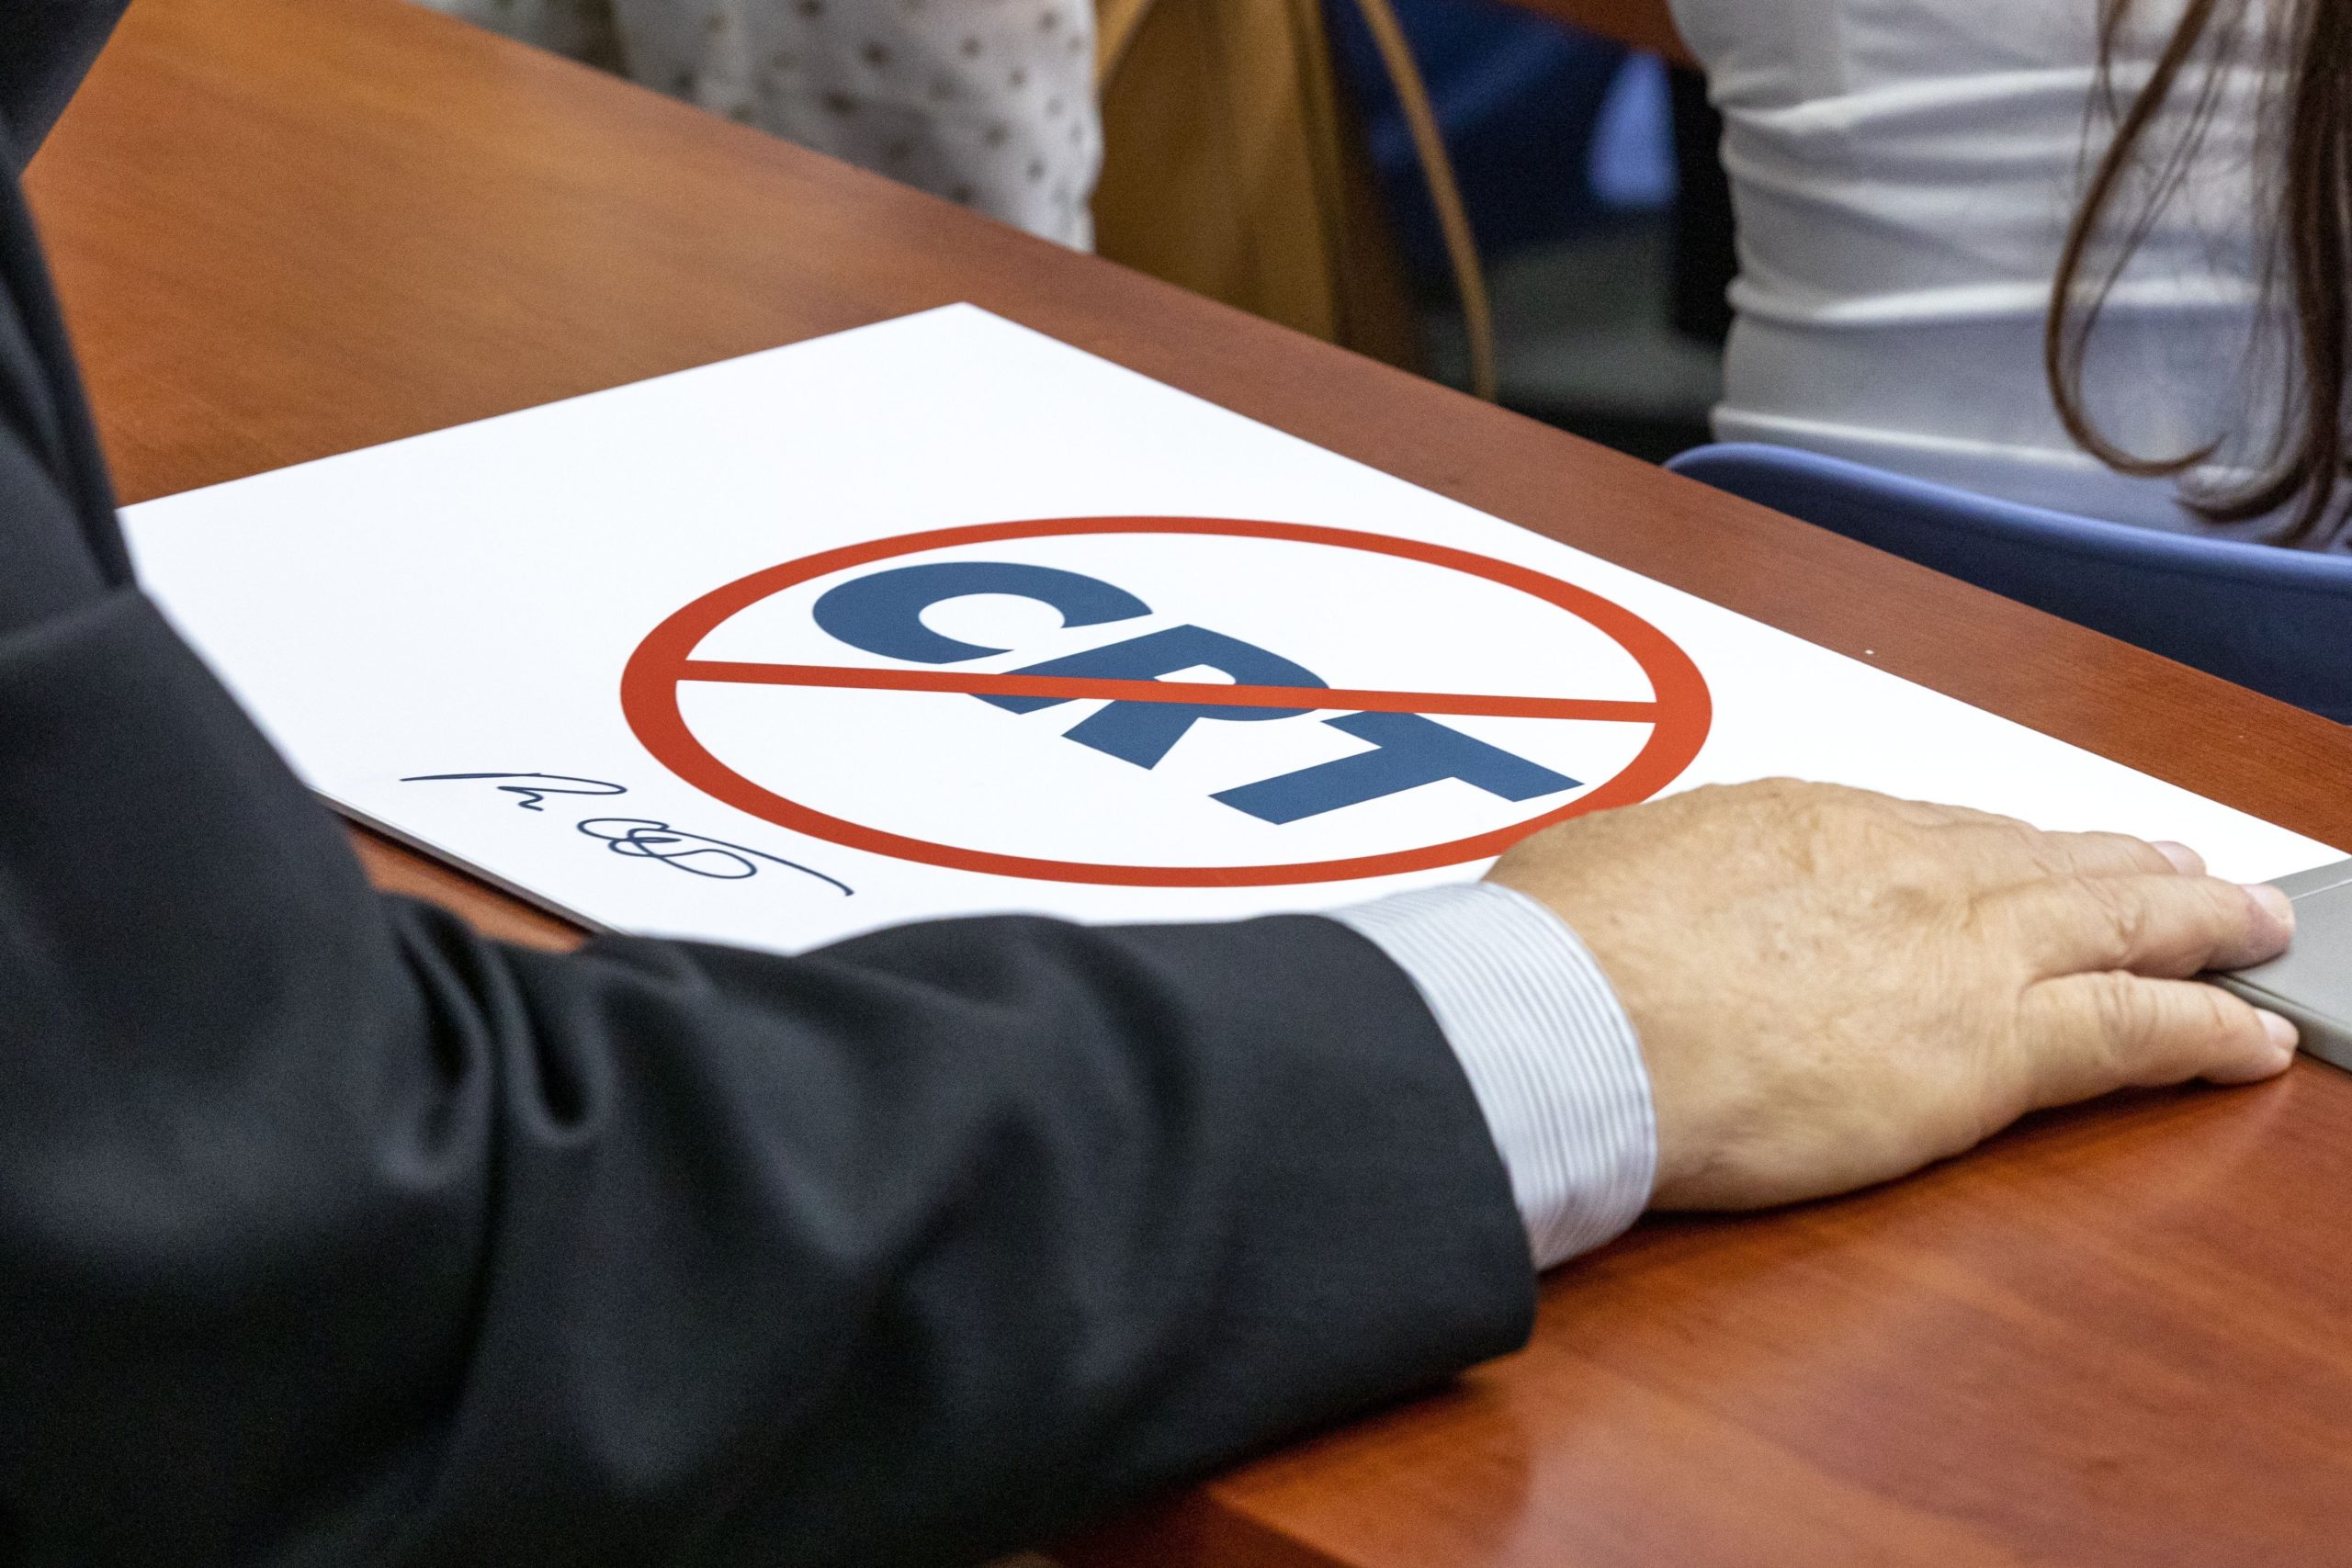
[[673, 660, 1663, 724]]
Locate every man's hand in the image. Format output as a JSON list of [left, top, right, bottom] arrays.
[[1488, 780, 2299, 1211]]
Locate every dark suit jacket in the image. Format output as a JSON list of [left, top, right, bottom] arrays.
[[0, 6, 1533, 1564]]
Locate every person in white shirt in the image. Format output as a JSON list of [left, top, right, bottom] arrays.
[[1519, 0, 2351, 548]]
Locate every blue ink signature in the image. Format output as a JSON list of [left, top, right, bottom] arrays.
[[576, 818, 854, 895], [401, 772, 628, 812], [402, 773, 854, 897]]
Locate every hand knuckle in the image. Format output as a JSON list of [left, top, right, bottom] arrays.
[[1996, 818, 2041, 852], [2186, 982, 2249, 1043], [2081, 876, 2148, 958], [2200, 876, 2258, 936], [2085, 971, 2152, 1051]]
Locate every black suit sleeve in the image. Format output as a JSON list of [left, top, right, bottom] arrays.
[[0, 575, 1533, 1568], [0, 0, 137, 589], [0, 0, 130, 168]]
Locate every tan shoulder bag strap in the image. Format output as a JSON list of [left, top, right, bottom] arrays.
[[1096, 0, 1498, 400]]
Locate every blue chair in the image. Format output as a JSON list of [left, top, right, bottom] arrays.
[[1666, 443, 2352, 723]]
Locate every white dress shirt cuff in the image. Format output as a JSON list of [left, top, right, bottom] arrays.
[[1329, 883, 1657, 1270]]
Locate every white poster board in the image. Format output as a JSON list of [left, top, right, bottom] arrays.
[[122, 306, 2341, 952]]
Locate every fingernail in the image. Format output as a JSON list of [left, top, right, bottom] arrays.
[[2246, 882, 2297, 934], [2259, 1009, 2301, 1054], [2153, 840, 2202, 874]]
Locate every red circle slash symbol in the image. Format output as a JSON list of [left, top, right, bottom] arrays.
[[622, 517, 1713, 887]]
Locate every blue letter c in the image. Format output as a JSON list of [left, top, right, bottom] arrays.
[[812, 561, 1152, 665]]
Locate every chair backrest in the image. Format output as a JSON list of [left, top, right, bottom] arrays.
[[1667, 443, 2352, 724]]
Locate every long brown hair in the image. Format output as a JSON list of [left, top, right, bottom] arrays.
[[2047, 0, 2352, 545]]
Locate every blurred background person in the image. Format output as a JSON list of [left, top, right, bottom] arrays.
[[1515, 0, 2351, 548], [419, 0, 1100, 247]]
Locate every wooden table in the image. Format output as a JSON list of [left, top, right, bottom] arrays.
[[30, 2, 2352, 1562]]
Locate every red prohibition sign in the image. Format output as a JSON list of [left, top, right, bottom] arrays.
[[620, 517, 1713, 887]]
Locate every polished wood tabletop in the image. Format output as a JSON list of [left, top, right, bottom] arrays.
[[29, 1, 2352, 1562]]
